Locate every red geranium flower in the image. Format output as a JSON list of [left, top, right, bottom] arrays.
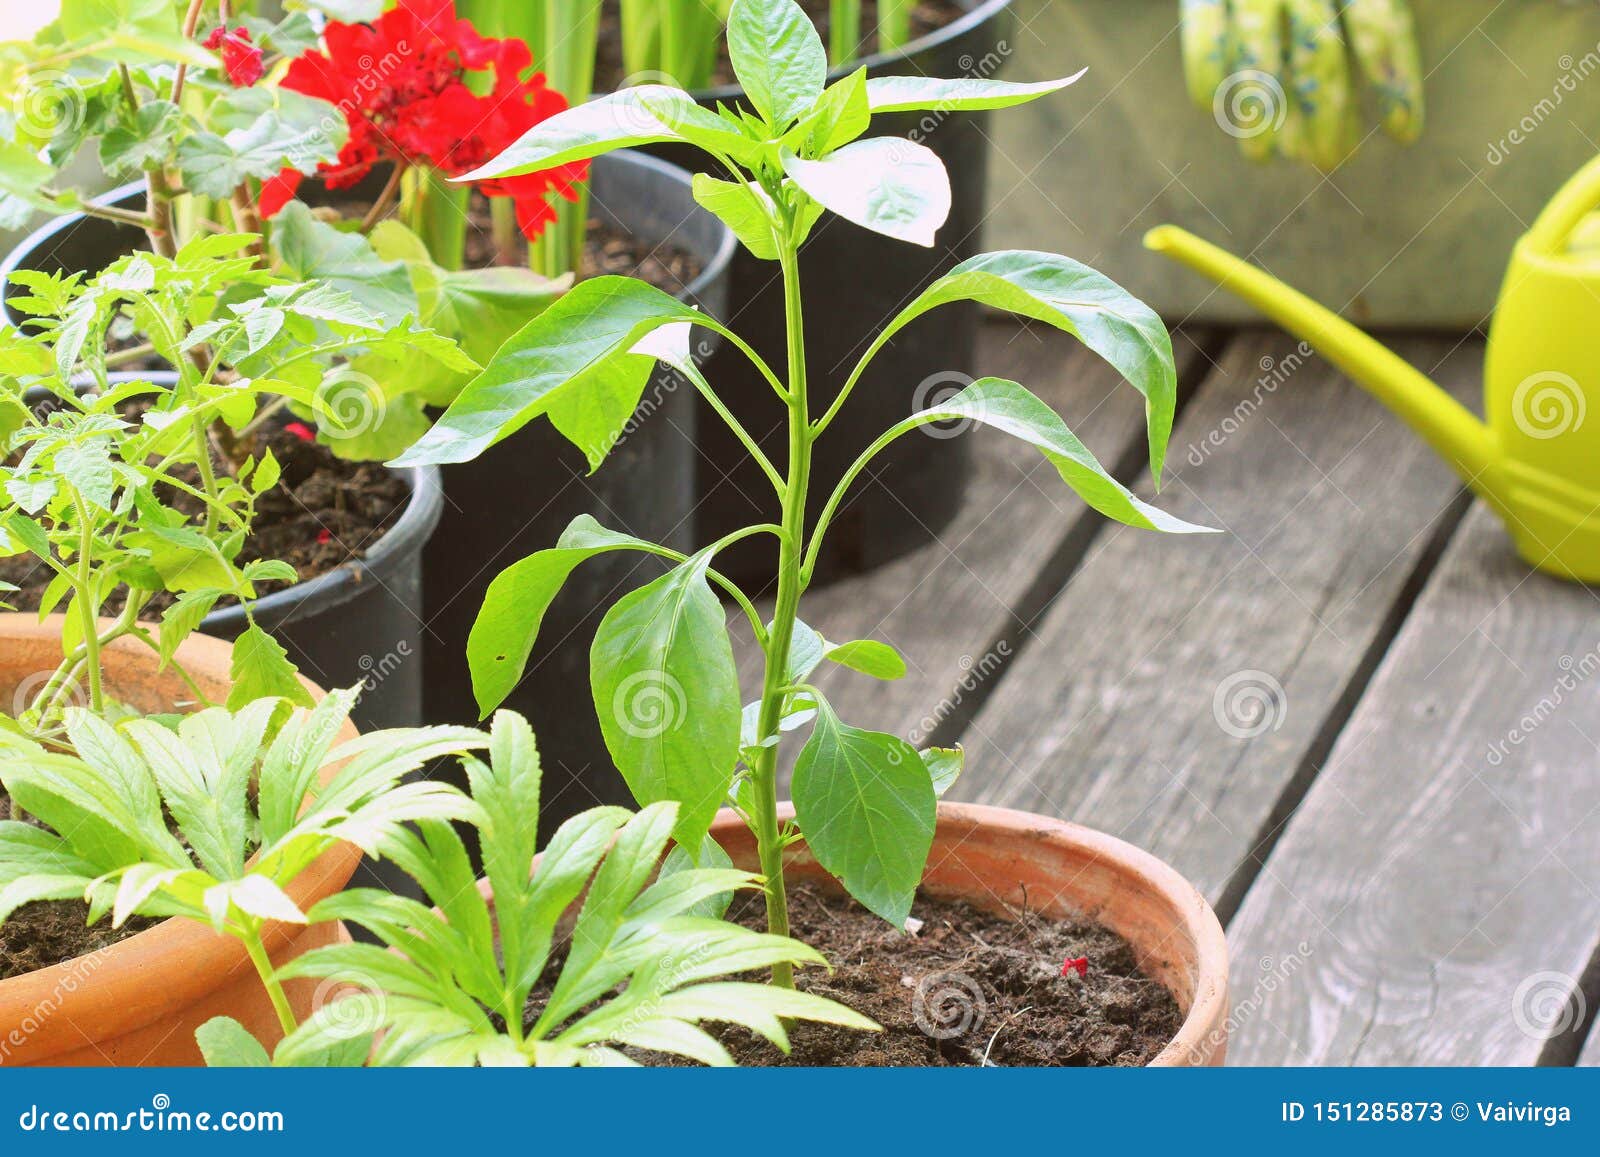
[[259, 0, 585, 241], [204, 25, 263, 88]]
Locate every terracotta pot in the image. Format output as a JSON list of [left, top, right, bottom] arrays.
[[708, 802, 1230, 1066], [0, 614, 361, 1067]]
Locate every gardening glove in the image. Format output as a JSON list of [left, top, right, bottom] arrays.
[[1178, 0, 1424, 170]]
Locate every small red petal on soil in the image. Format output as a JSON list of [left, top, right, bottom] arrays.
[[1061, 956, 1089, 978], [316, 529, 333, 545], [285, 422, 316, 442]]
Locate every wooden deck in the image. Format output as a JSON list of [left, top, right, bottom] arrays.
[[752, 318, 1600, 1066]]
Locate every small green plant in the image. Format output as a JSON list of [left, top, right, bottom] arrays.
[[396, 0, 1212, 988], [0, 689, 488, 1047], [0, 240, 474, 741], [0, 1, 342, 253], [238, 711, 874, 1066]]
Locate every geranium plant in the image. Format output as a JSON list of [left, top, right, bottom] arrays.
[[0, 2, 574, 457], [0, 239, 474, 739], [395, 0, 1211, 985], [260, 0, 588, 270]]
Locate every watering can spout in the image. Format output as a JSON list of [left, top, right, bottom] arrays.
[[1144, 226, 1503, 506]]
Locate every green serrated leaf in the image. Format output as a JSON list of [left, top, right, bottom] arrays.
[[228, 623, 313, 710]]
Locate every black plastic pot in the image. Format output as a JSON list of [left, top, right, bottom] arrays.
[[651, 0, 1013, 587], [421, 149, 734, 838], [2, 192, 442, 738]]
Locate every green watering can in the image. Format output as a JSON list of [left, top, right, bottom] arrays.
[[1147, 154, 1600, 584]]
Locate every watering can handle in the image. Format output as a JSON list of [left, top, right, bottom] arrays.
[[1527, 153, 1600, 254]]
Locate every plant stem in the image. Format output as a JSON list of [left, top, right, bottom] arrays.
[[192, 411, 223, 535], [747, 230, 813, 988], [243, 929, 299, 1038], [878, 0, 912, 53], [74, 508, 103, 714], [829, 0, 862, 66], [360, 163, 405, 234]]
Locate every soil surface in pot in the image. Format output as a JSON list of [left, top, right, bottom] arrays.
[[462, 206, 704, 293], [0, 414, 408, 619], [527, 882, 1183, 1066], [594, 0, 967, 92], [0, 793, 160, 981]]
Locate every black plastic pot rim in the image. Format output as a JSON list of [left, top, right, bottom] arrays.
[[683, 0, 1013, 104], [16, 373, 443, 635], [599, 149, 738, 305]]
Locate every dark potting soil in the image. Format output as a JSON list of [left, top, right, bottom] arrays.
[[0, 413, 408, 619], [526, 881, 1182, 1066], [594, 0, 968, 92], [0, 794, 160, 982], [457, 197, 703, 293]]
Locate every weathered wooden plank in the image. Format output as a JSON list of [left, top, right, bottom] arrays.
[[733, 320, 1213, 788], [1227, 505, 1600, 1064], [1581, 1018, 1600, 1066], [953, 333, 1480, 909]]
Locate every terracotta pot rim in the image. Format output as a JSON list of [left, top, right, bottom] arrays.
[[495, 798, 1228, 1066], [0, 613, 362, 1050]]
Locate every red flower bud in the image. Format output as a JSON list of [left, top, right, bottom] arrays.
[[284, 422, 316, 443], [203, 26, 263, 88]]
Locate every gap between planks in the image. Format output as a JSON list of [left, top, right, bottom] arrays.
[[1226, 505, 1600, 1064], [948, 331, 1480, 904]]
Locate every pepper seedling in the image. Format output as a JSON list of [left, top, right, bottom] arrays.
[[395, 0, 1213, 988]]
